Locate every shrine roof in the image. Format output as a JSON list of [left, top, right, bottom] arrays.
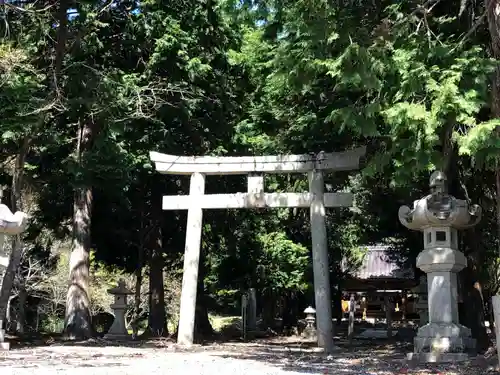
[[343, 245, 414, 280]]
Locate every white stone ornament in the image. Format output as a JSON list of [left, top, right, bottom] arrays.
[[0, 203, 28, 268], [0, 204, 28, 236], [0, 202, 28, 350], [400, 171, 480, 363]]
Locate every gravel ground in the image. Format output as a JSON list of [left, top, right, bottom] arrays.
[[0, 338, 498, 375]]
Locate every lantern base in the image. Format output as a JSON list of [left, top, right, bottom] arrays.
[[0, 327, 9, 350], [104, 309, 130, 340], [407, 322, 475, 363], [407, 352, 470, 363], [302, 326, 317, 340]]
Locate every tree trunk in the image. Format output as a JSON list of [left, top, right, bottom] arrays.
[[5, 295, 13, 332], [486, 0, 500, 259], [332, 284, 342, 325], [193, 254, 213, 342], [194, 298, 213, 342], [132, 253, 144, 338], [63, 121, 93, 339], [131, 193, 154, 338], [146, 233, 167, 336], [145, 179, 168, 337], [54, 0, 70, 79], [15, 286, 26, 335], [261, 290, 275, 329], [282, 291, 298, 334], [460, 267, 490, 353], [441, 129, 490, 351], [486, 1, 500, 352], [496, 169, 500, 257]]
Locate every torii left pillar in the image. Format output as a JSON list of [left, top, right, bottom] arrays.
[[177, 172, 205, 346], [308, 169, 334, 351]]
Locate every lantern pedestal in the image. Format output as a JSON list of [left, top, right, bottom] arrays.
[[411, 248, 474, 361], [407, 238, 476, 362]]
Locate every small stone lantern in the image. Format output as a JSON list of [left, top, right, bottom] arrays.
[[399, 171, 481, 362], [303, 306, 317, 339], [104, 279, 133, 340]]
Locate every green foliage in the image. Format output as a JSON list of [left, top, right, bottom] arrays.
[[257, 231, 309, 293], [458, 119, 500, 166]]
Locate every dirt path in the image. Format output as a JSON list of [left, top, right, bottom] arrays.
[[0, 338, 497, 375]]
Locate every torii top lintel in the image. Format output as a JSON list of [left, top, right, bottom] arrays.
[[150, 146, 366, 175]]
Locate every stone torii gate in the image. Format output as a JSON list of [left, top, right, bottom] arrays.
[[150, 147, 366, 352]]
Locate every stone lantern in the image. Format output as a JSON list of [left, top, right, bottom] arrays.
[[398, 171, 481, 362], [303, 306, 317, 339], [104, 279, 133, 340], [0, 200, 28, 350]]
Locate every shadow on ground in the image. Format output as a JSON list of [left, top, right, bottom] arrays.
[[212, 342, 409, 374], [5, 334, 500, 374], [212, 341, 499, 375], [6, 330, 274, 350]]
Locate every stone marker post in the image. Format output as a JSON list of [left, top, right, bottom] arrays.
[[348, 294, 356, 344], [399, 171, 481, 363], [241, 293, 247, 341], [104, 279, 133, 340], [384, 296, 393, 338], [401, 293, 407, 322], [247, 288, 257, 331]]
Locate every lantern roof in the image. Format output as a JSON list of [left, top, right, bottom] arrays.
[[107, 279, 133, 295], [398, 171, 481, 231], [304, 306, 316, 314]]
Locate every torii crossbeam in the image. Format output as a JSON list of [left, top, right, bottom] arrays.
[[150, 147, 366, 353]]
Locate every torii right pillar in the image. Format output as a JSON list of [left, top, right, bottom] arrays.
[[398, 171, 481, 363]]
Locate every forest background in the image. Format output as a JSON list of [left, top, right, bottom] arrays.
[[0, 0, 500, 353]]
